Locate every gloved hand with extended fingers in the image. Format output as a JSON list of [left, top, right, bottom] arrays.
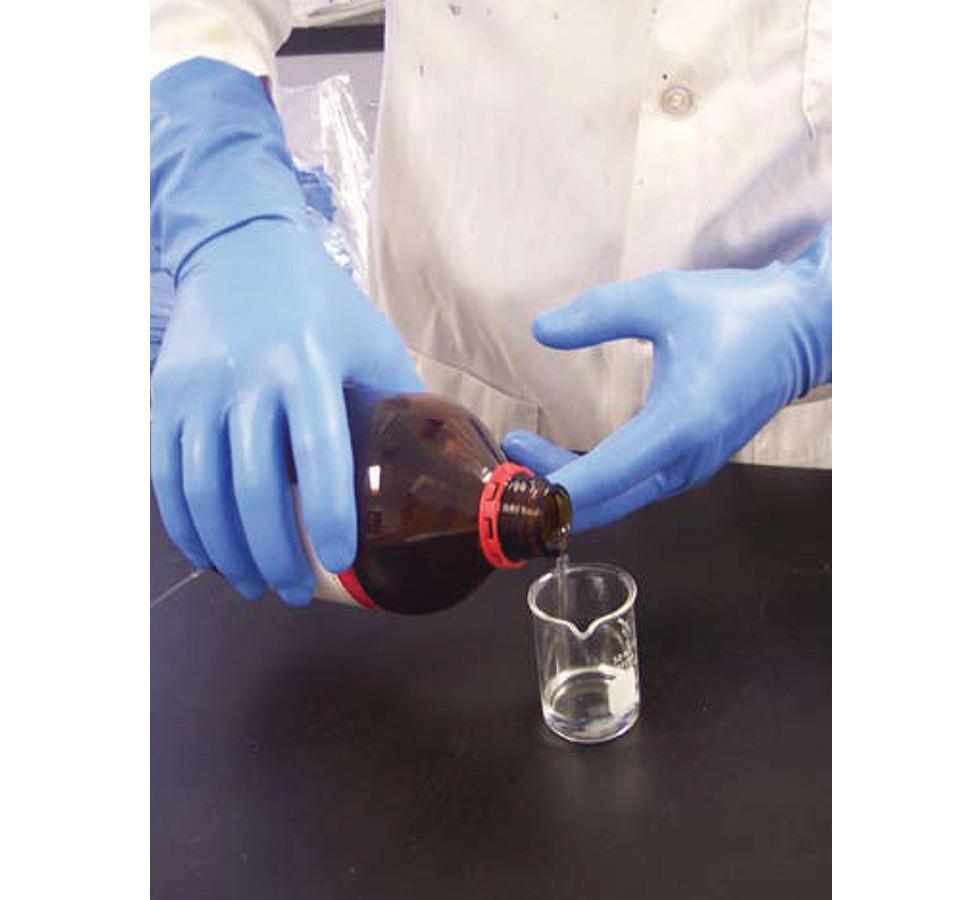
[[505, 223, 832, 531], [151, 58, 422, 605]]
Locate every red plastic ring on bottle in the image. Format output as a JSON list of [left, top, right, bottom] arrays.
[[479, 462, 534, 569], [339, 568, 379, 610]]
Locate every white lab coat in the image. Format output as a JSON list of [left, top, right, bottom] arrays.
[[151, 0, 831, 466]]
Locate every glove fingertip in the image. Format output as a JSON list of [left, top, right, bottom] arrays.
[[533, 296, 600, 350], [532, 309, 569, 347], [315, 538, 357, 575], [501, 429, 534, 453], [312, 501, 357, 572], [177, 539, 212, 573], [279, 580, 315, 607], [235, 577, 267, 602]]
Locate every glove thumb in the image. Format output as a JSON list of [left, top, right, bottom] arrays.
[[503, 430, 578, 477]]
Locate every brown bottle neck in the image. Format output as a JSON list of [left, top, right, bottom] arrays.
[[496, 476, 572, 564]]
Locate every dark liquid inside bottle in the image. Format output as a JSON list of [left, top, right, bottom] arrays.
[[317, 388, 571, 614]]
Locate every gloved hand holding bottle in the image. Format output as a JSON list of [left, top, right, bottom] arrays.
[[151, 58, 422, 606], [505, 223, 832, 531]]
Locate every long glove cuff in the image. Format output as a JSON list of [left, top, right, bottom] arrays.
[[787, 221, 833, 399], [151, 57, 307, 280]]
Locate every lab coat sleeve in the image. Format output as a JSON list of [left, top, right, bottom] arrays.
[[151, 0, 294, 82]]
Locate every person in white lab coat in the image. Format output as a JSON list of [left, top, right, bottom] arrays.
[[150, 0, 831, 605]]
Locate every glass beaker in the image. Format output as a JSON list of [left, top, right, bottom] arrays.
[[527, 562, 640, 744]]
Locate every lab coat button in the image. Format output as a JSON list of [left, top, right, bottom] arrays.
[[661, 85, 694, 116]]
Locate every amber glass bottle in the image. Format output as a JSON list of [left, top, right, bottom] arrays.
[[295, 388, 572, 614]]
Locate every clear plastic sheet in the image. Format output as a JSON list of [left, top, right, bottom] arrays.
[[291, 1, 385, 29], [280, 73, 372, 292]]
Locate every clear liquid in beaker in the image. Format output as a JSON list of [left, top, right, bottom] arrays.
[[542, 664, 639, 744]]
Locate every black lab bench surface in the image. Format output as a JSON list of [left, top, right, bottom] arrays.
[[151, 463, 831, 900]]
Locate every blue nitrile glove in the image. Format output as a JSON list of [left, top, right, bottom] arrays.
[[504, 223, 832, 531], [151, 58, 422, 605], [150, 255, 174, 372]]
